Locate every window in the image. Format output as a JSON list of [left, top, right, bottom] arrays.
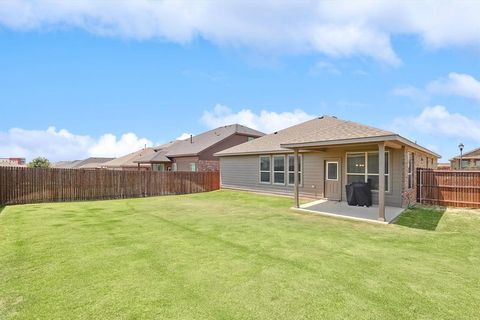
[[326, 161, 338, 181], [247, 136, 255, 141], [346, 152, 390, 192], [461, 160, 470, 169], [156, 163, 165, 172], [273, 155, 285, 184], [259, 156, 271, 183], [190, 162, 196, 172], [407, 152, 414, 189], [288, 155, 302, 185], [475, 160, 480, 168], [172, 163, 177, 172]]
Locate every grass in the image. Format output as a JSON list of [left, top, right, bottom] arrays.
[[394, 206, 446, 230], [1, 190, 479, 319]]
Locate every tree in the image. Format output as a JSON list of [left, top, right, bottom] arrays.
[[27, 157, 51, 168]]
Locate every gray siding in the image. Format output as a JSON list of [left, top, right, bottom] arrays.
[[220, 147, 405, 207]]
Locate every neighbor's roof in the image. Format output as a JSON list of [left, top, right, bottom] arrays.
[[134, 150, 172, 163], [53, 157, 114, 169], [52, 160, 83, 169], [216, 116, 440, 158], [0, 159, 26, 167], [102, 148, 156, 168], [76, 157, 115, 169], [162, 124, 264, 157], [450, 147, 480, 160]]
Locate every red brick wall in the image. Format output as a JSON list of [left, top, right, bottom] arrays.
[[197, 160, 219, 172], [402, 148, 437, 206]]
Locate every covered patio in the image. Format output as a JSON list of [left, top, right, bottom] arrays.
[[292, 199, 404, 224]]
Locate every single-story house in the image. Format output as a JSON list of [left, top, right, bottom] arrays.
[[450, 147, 480, 170], [134, 124, 265, 172], [52, 157, 115, 169], [216, 116, 440, 221], [102, 148, 156, 171]]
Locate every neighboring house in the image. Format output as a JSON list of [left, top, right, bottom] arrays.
[[0, 159, 26, 167], [102, 148, 156, 171], [52, 157, 114, 169], [216, 116, 439, 220], [437, 163, 451, 170], [134, 124, 265, 172], [0, 157, 26, 166], [450, 147, 480, 170]]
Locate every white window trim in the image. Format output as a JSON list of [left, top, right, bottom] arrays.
[[346, 151, 390, 193], [287, 154, 303, 186], [259, 156, 271, 184], [273, 155, 286, 185], [325, 161, 339, 181]]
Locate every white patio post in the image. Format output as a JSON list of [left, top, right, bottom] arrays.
[[378, 142, 386, 221], [294, 148, 300, 208]]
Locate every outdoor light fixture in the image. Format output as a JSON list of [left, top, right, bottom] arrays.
[[459, 143, 464, 169]]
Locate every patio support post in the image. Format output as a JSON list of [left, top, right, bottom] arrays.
[[378, 142, 386, 221], [294, 148, 300, 208]]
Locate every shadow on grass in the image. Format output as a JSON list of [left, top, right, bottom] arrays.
[[394, 206, 446, 231], [0, 206, 5, 216]]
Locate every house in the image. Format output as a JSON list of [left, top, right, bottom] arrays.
[[101, 148, 156, 171], [52, 157, 114, 169], [216, 116, 439, 221], [450, 147, 480, 170], [0, 158, 26, 167], [134, 124, 265, 172], [0, 157, 26, 166]]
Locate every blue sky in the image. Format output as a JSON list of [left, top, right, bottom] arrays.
[[1, 1, 480, 162]]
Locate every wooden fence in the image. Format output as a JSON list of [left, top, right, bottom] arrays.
[[0, 167, 220, 205], [417, 169, 480, 207]]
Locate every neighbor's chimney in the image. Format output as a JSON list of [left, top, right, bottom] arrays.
[[190, 135, 193, 143]]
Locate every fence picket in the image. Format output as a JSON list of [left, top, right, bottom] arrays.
[[0, 167, 219, 206], [417, 168, 480, 208]]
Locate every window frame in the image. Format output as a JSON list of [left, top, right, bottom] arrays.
[[287, 154, 303, 186], [259, 156, 272, 184], [325, 161, 339, 181], [172, 163, 177, 172], [407, 152, 414, 189], [346, 151, 390, 192], [190, 162, 196, 172], [272, 155, 286, 185]]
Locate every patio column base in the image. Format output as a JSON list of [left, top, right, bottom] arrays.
[[377, 217, 386, 222]]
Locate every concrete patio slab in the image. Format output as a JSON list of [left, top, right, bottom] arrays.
[[292, 199, 405, 224]]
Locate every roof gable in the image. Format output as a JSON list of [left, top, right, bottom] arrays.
[[165, 124, 264, 157], [216, 116, 394, 155]]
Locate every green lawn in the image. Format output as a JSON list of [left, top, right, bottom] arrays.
[[1, 191, 479, 319]]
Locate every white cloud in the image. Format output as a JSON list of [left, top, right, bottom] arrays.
[[427, 73, 480, 102], [201, 104, 315, 133], [309, 61, 341, 76], [175, 133, 193, 140], [391, 85, 429, 102], [88, 133, 152, 157], [0, 127, 153, 162], [1, 1, 480, 64], [393, 105, 480, 143]]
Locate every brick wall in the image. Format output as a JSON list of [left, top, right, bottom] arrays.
[[197, 160, 219, 172], [402, 147, 437, 206]]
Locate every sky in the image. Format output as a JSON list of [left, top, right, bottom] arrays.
[[0, 0, 480, 162]]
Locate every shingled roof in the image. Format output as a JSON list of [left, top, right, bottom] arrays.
[[102, 148, 156, 168], [163, 124, 264, 157], [216, 116, 439, 157]]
